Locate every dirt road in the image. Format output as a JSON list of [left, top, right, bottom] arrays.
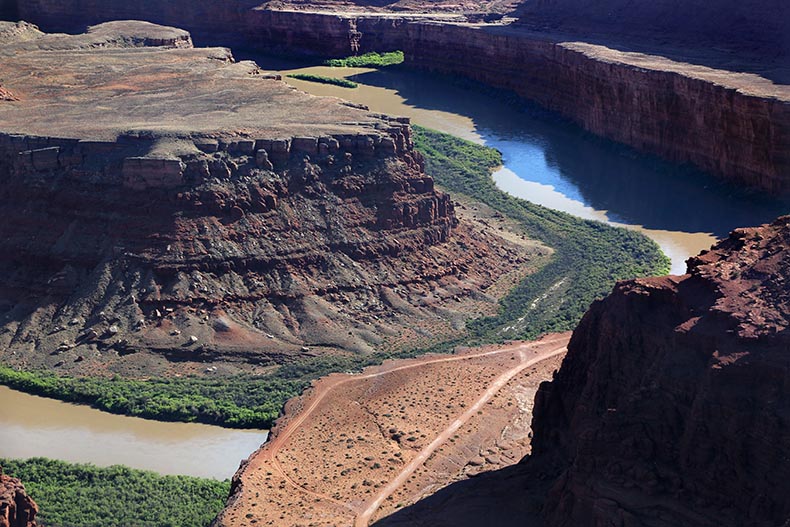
[[354, 344, 568, 526], [216, 333, 570, 527]]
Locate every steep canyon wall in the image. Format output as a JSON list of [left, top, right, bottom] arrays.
[[15, 1, 790, 192], [530, 216, 790, 527], [0, 21, 533, 377]]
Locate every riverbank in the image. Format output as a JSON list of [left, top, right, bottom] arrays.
[[11, 2, 789, 190], [0, 127, 668, 427], [0, 385, 266, 479]]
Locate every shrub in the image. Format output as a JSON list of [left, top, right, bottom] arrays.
[[286, 73, 358, 88], [324, 51, 404, 68]]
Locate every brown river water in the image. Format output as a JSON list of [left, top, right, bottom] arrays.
[[0, 386, 267, 479], [1, 57, 787, 479]]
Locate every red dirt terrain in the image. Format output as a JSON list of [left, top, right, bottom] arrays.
[[10, 2, 788, 190], [370, 217, 790, 527], [212, 333, 570, 527], [0, 470, 37, 527]]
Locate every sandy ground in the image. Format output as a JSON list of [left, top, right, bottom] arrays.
[[215, 332, 570, 527]]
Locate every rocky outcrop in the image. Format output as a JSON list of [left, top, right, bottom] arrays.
[[530, 216, 790, 527], [13, 2, 790, 191], [0, 21, 530, 376], [0, 470, 37, 527], [0, 85, 15, 101], [398, 24, 789, 192]]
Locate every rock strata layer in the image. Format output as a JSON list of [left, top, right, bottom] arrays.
[[10, 1, 790, 191], [0, 21, 531, 376], [530, 216, 790, 527], [0, 470, 37, 527]]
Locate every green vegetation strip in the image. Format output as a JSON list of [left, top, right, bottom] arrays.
[[1, 458, 229, 527], [413, 125, 670, 340], [286, 73, 358, 88], [324, 51, 404, 68], [0, 127, 668, 430], [0, 365, 301, 429]]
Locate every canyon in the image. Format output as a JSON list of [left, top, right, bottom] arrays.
[[212, 334, 569, 527], [0, 1, 786, 526], [0, 20, 536, 378], [6, 0, 790, 191]]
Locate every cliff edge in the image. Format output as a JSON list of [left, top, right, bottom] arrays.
[[531, 216, 790, 526], [0, 21, 533, 378]]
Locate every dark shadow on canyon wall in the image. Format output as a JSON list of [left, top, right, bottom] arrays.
[[512, 0, 790, 84], [0, 0, 18, 21], [343, 66, 790, 237], [371, 461, 548, 527]]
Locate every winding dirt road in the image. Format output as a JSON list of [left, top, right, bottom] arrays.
[[216, 333, 570, 527], [354, 343, 568, 526]]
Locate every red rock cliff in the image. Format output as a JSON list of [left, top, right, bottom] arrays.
[[14, 2, 790, 191], [0, 21, 528, 376], [530, 216, 790, 526], [0, 471, 37, 527]]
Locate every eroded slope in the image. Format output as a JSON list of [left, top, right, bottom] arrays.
[[0, 21, 537, 378]]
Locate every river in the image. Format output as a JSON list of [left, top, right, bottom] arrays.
[[250, 57, 789, 274], [0, 386, 266, 479], [2, 56, 787, 480]]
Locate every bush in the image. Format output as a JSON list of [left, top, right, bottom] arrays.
[[0, 458, 230, 527], [0, 365, 304, 428], [324, 51, 404, 68], [286, 73, 358, 88], [0, 126, 669, 428], [412, 125, 671, 340]]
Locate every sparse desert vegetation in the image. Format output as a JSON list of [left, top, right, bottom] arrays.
[[413, 125, 671, 339]]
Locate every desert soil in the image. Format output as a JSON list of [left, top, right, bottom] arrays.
[[214, 332, 570, 527]]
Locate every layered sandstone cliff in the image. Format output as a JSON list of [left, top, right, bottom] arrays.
[[530, 216, 790, 526], [0, 21, 531, 376], [12, 1, 790, 191], [0, 471, 37, 527]]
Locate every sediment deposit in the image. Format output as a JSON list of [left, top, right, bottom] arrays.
[[530, 216, 790, 526], [10, 1, 790, 191], [0, 21, 536, 376], [0, 470, 37, 527]]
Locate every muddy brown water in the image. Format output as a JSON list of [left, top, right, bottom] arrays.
[[0, 386, 267, 479], [258, 59, 789, 274], [1, 58, 787, 480]]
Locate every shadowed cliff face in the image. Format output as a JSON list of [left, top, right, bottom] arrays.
[[517, 0, 790, 73], [0, 0, 17, 21], [0, 21, 532, 377], [530, 216, 790, 527], [0, 470, 37, 527]]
